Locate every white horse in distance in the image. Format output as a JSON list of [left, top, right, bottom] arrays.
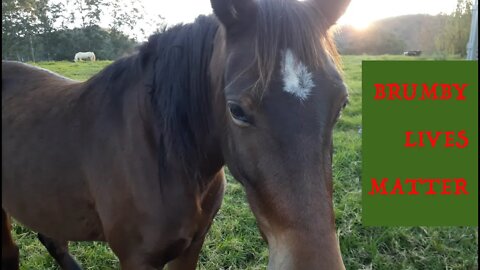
[[74, 52, 96, 62]]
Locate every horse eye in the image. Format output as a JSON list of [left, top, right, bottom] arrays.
[[335, 100, 349, 121], [227, 102, 251, 127]]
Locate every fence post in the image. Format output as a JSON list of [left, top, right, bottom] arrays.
[[466, 0, 478, 60], [29, 35, 36, 63]]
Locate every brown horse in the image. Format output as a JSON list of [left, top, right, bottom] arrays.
[[2, 0, 350, 269]]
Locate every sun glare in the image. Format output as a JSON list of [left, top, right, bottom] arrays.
[[338, 16, 372, 31], [353, 21, 371, 30], [338, 7, 373, 31], [337, 0, 458, 32]]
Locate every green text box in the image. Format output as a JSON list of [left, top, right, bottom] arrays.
[[362, 61, 478, 226]]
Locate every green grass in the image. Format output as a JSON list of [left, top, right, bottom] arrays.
[[30, 61, 113, 81], [10, 56, 478, 269]]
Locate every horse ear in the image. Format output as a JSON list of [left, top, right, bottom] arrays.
[[210, 0, 257, 30], [311, 0, 351, 26]]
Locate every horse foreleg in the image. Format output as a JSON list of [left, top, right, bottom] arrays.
[[2, 209, 19, 270], [165, 228, 209, 270], [37, 233, 82, 270], [167, 172, 225, 270]]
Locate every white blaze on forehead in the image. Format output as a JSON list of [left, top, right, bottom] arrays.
[[281, 49, 315, 101]]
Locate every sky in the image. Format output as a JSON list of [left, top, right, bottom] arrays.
[[142, 0, 459, 32]]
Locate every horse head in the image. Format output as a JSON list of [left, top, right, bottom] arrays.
[[211, 0, 350, 268]]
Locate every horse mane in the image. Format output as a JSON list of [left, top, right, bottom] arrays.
[[251, 0, 341, 96], [83, 16, 219, 185], [140, 15, 219, 182]]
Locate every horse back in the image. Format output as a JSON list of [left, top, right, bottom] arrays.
[[2, 61, 77, 96]]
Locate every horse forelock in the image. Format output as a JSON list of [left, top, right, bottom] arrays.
[[250, 0, 341, 97]]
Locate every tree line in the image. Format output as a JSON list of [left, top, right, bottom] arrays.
[[2, 0, 474, 60], [2, 0, 166, 61], [335, 0, 473, 56]]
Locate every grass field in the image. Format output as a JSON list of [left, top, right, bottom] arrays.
[[10, 55, 477, 270]]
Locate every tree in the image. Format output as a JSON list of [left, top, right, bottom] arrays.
[[109, 0, 166, 41], [2, 0, 164, 61], [2, 0, 38, 60], [70, 0, 106, 28], [435, 0, 473, 56], [2, 0, 67, 61]]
